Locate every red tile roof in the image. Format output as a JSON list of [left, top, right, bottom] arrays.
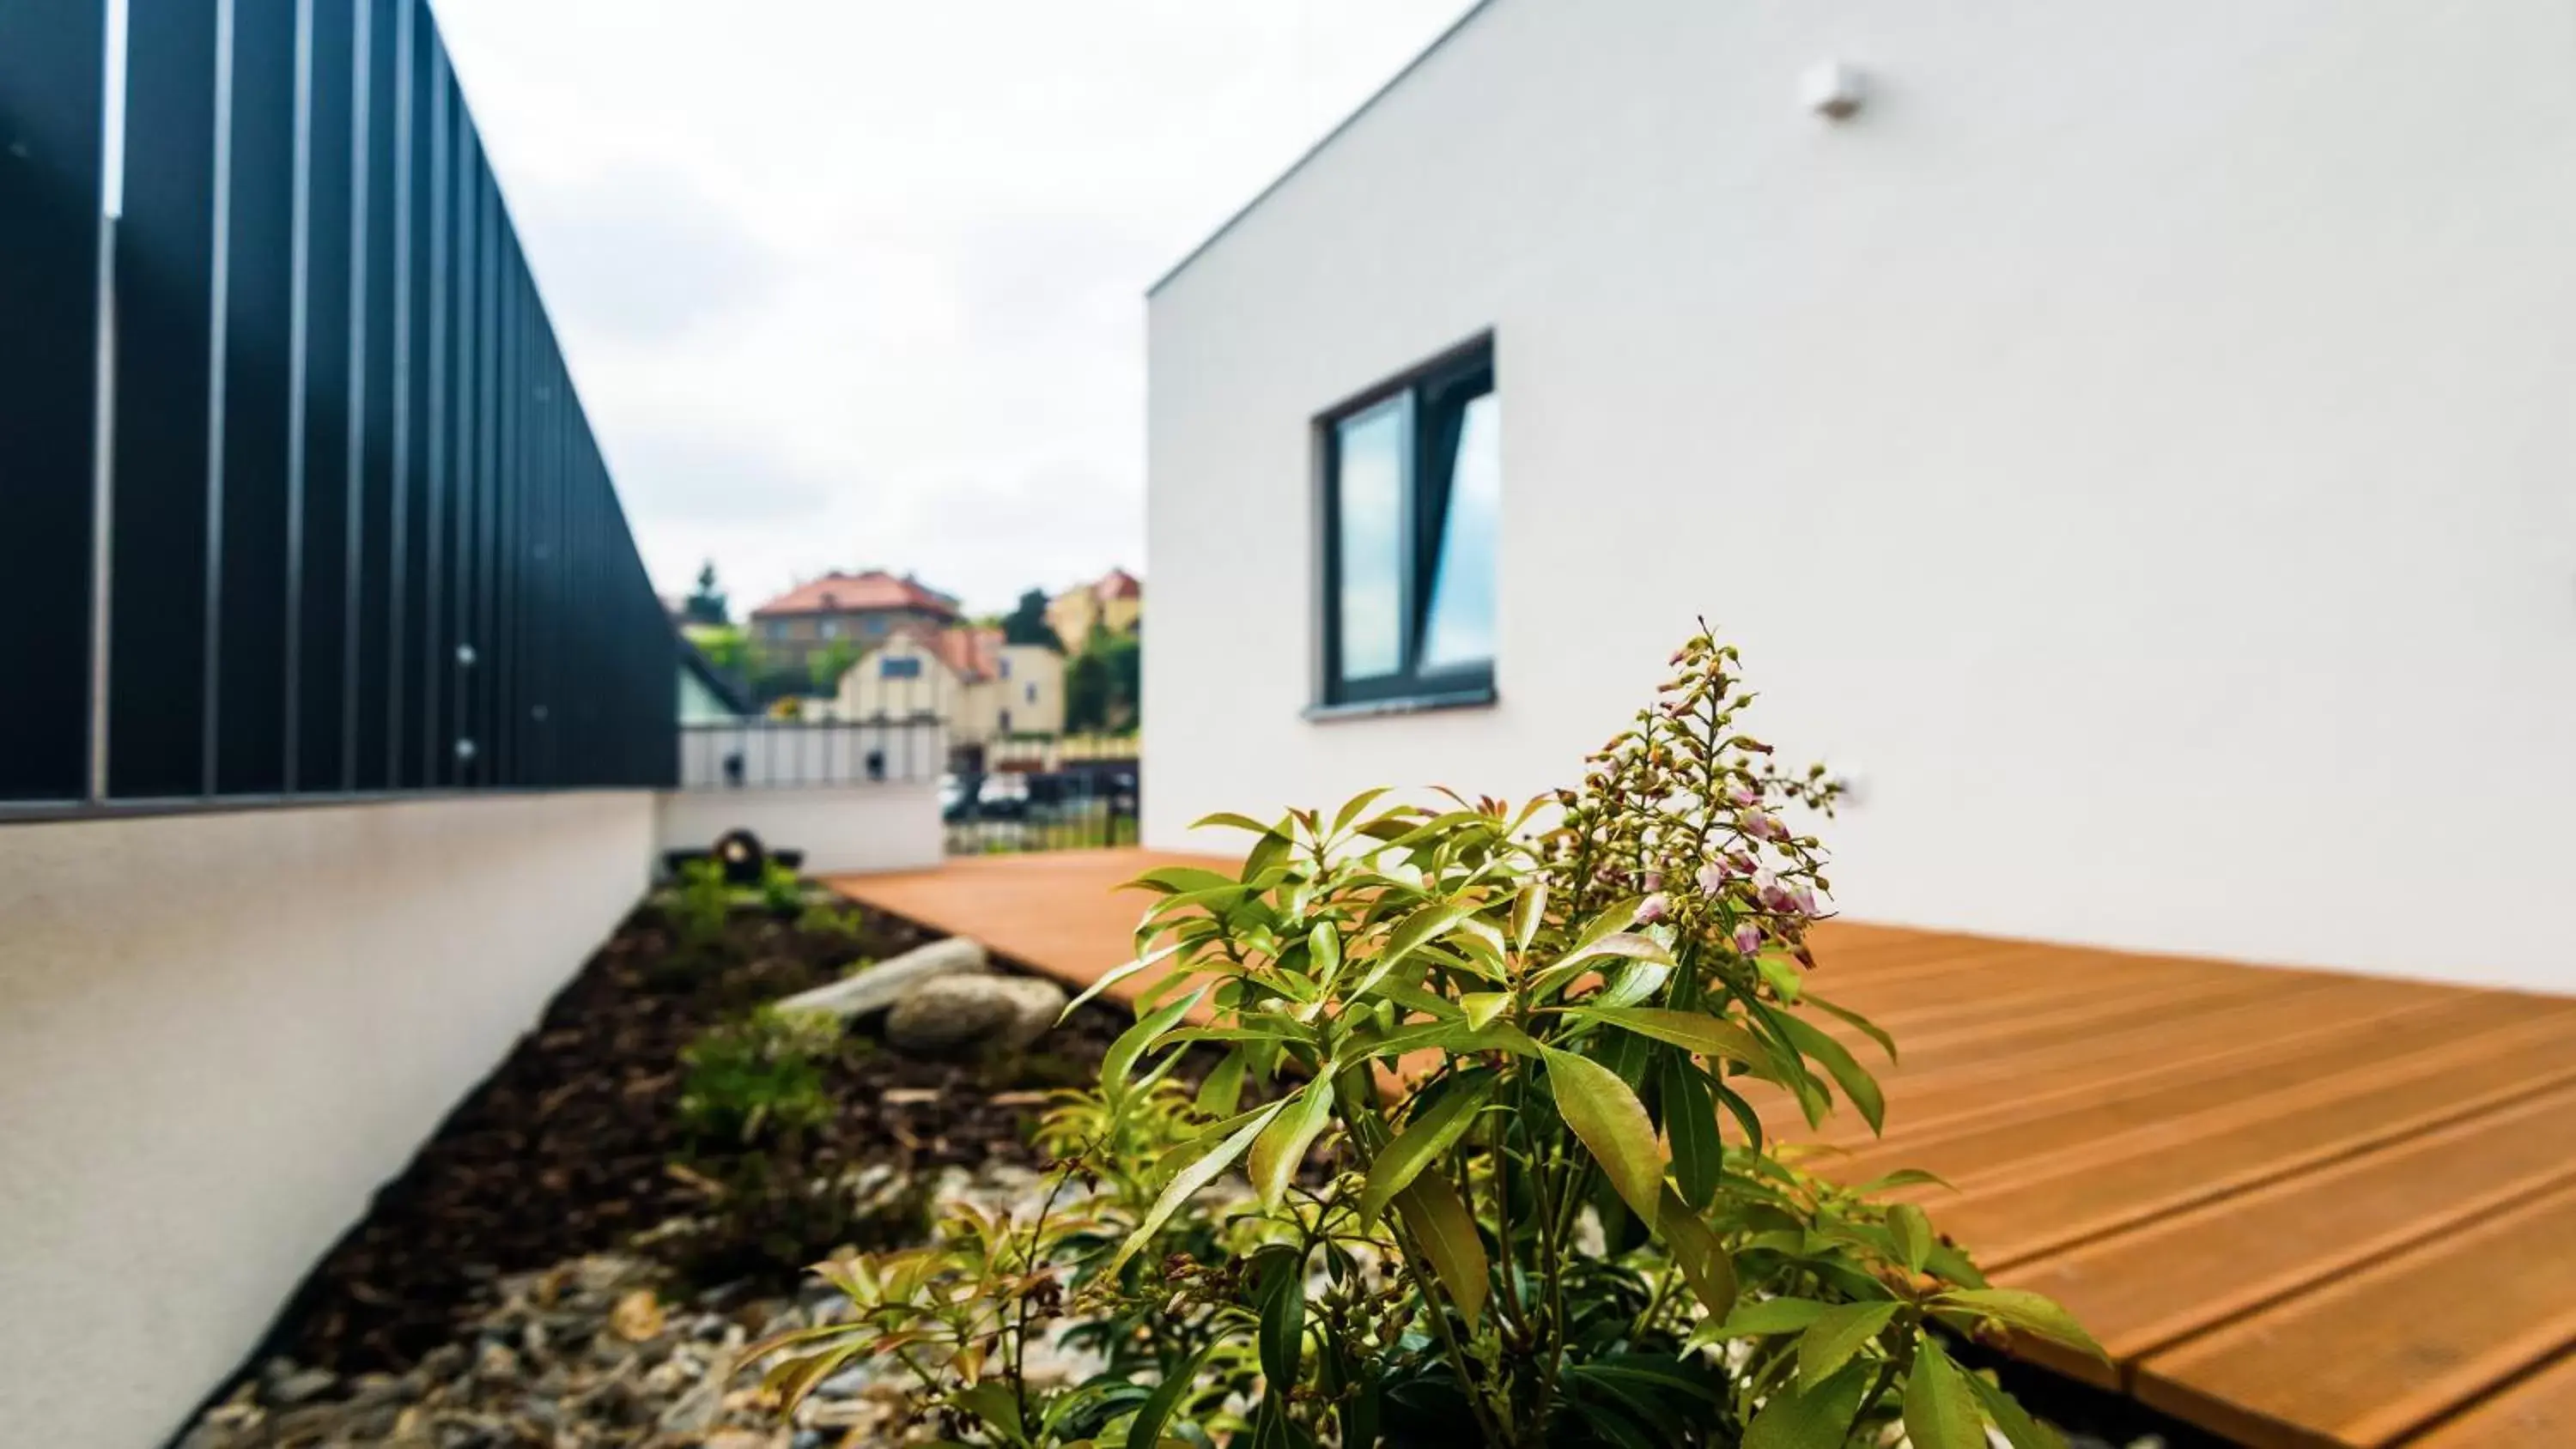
[[1093, 567, 1142, 602], [878, 621, 1005, 682], [749, 570, 959, 620]]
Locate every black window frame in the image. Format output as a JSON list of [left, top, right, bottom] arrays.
[[1315, 333, 1497, 712]]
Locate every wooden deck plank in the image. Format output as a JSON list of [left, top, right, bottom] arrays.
[[1828, 991, 2545, 1187], [2135, 1179, 2576, 1446], [2404, 1354, 2576, 1447], [1999, 1082, 2576, 1386], [1771, 976, 2439, 1149], [1925, 1011, 2576, 1265], [832, 852, 2576, 1449]]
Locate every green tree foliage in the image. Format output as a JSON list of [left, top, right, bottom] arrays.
[[745, 628, 2094, 1447], [807, 639, 861, 693], [1003, 587, 1061, 649], [683, 560, 730, 626], [1065, 623, 1141, 733]]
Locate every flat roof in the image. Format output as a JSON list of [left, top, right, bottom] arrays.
[[1145, 0, 1501, 298]]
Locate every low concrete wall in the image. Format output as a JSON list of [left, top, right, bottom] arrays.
[[654, 782, 945, 876], [0, 792, 655, 1449]]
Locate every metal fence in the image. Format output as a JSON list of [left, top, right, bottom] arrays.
[[1, 0, 672, 812], [678, 720, 945, 790], [945, 761, 1139, 856]]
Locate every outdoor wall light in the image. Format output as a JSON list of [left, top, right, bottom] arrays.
[[1801, 60, 1866, 120], [454, 737, 477, 763], [455, 642, 477, 668]]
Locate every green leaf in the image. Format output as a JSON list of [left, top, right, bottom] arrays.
[[1112, 1099, 1287, 1270], [1662, 1056, 1722, 1210], [1803, 991, 1898, 1063], [1188, 809, 1279, 837], [1965, 1367, 2069, 1449], [1510, 877, 1548, 952], [1577, 1006, 1770, 1068], [953, 1379, 1027, 1443], [1249, 1077, 1337, 1210], [1308, 921, 1342, 980], [1103, 985, 1209, 1087], [1347, 900, 1473, 1000], [1594, 959, 1672, 1009], [1658, 1191, 1738, 1319], [1776, 1011, 1886, 1133], [1797, 1300, 1900, 1385], [1195, 1049, 1246, 1118], [1064, 937, 1188, 1020], [1460, 991, 1511, 1030], [1130, 864, 1242, 895], [1743, 1361, 1868, 1449], [1360, 1075, 1495, 1226], [1935, 1288, 2106, 1361], [1715, 1298, 1833, 1337], [1542, 1047, 1667, 1223], [1393, 1172, 1489, 1330], [1904, 1336, 1988, 1449], [1888, 1203, 1934, 1274], [1126, 1342, 1218, 1449], [1254, 1247, 1306, 1397], [1330, 787, 1394, 838], [1528, 932, 1674, 1001]]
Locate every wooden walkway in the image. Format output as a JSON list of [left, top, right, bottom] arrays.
[[829, 850, 2576, 1448]]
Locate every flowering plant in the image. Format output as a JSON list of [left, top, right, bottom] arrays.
[[747, 630, 2097, 1446]]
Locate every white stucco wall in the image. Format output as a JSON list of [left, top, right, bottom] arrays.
[[1145, 0, 2576, 991], [0, 793, 654, 1449], [656, 782, 945, 876]]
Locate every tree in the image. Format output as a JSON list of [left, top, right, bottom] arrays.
[[1064, 623, 1140, 733], [1001, 587, 1060, 649], [682, 561, 730, 627], [808, 640, 861, 693]]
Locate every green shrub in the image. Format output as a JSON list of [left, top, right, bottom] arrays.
[[746, 630, 2095, 1446], [676, 1006, 843, 1146], [665, 858, 735, 971], [796, 897, 867, 941], [758, 859, 807, 918]]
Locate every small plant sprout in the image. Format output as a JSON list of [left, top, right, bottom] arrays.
[[744, 628, 2096, 1446]]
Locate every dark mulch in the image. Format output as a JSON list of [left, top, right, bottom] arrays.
[[265, 893, 1151, 1378]]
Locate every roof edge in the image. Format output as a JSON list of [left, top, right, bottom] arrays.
[[1145, 0, 1501, 299]]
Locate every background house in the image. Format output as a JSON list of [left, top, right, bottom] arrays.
[[1046, 566, 1144, 646], [830, 624, 1066, 769], [1143, 0, 2576, 995], [747, 569, 961, 675]]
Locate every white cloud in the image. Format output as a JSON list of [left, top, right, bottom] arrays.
[[432, 0, 1479, 614]]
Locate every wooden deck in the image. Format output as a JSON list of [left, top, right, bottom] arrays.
[[829, 850, 2576, 1448]]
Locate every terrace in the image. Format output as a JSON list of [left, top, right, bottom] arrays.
[[835, 848, 2576, 1449]]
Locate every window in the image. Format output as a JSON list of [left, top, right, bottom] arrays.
[[1319, 337, 1497, 707], [999, 656, 1012, 679], [819, 620, 841, 639], [1025, 682, 1037, 704], [879, 656, 922, 680], [999, 708, 1013, 733], [863, 616, 887, 635]]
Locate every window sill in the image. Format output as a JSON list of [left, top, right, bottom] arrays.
[[1303, 687, 1497, 724]]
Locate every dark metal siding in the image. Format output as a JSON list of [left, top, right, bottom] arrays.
[[5, 0, 676, 812]]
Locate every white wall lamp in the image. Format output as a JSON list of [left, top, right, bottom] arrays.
[[1801, 61, 1867, 121]]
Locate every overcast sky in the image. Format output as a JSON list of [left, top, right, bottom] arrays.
[[431, 0, 1478, 618]]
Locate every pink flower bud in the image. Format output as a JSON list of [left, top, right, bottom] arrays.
[[1753, 869, 1796, 913], [1637, 893, 1670, 925], [1728, 782, 1759, 808], [1732, 920, 1763, 955], [1695, 861, 1728, 895], [1639, 871, 1665, 893], [1739, 809, 1787, 842], [1790, 883, 1818, 917]]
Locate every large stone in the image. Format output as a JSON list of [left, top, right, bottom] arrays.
[[883, 973, 1069, 1055], [775, 937, 988, 1020]]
